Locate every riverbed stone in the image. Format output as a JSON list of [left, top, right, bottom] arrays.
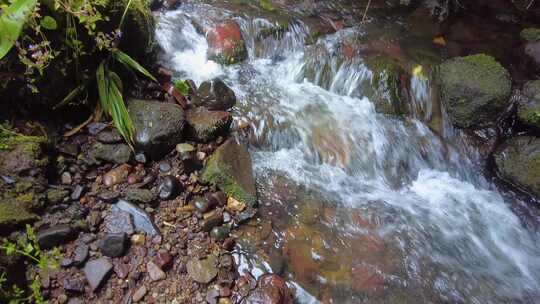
[[438, 54, 512, 128], [84, 258, 113, 292], [125, 188, 156, 204], [37, 225, 77, 249], [201, 139, 257, 207], [147, 261, 166, 281], [244, 274, 292, 304], [193, 78, 237, 111], [207, 20, 247, 64], [128, 99, 186, 158], [186, 108, 232, 142], [518, 80, 540, 129], [494, 136, 540, 198], [90, 142, 132, 164], [103, 164, 132, 187], [46, 189, 69, 204], [105, 209, 135, 235], [99, 233, 128, 257], [113, 200, 160, 236], [0, 200, 38, 228], [186, 255, 218, 284]]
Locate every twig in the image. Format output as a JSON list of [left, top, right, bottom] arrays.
[[362, 0, 372, 23]]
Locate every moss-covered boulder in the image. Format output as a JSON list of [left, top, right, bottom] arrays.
[[494, 136, 540, 198], [438, 54, 512, 128], [518, 80, 540, 129], [201, 139, 257, 207], [128, 99, 186, 158], [186, 108, 232, 142]]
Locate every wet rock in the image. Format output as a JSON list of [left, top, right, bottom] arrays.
[[63, 277, 85, 293], [61, 172, 72, 185], [73, 244, 89, 266], [154, 250, 172, 270], [113, 200, 160, 236], [207, 20, 247, 64], [0, 135, 48, 175], [210, 225, 230, 241], [186, 255, 218, 284], [186, 108, 233, 142], [128, 99, 186, 158], [147, 261, 166, 281], [438, 54, 512, 128], [193, 78, 236, 111], [125, 188, 156, 204], [103, 164, 132, 187], [135, 152, 147, 164], [494, 136, 540, 198], [84, 258, 113, 292], [37, 225, 77, 249], [46, 189, 69, 204], [132, 285, 147, 302], [159, 162, 171, 173], [88, 122, 108, 135], [105, 208, 135, 235], [97, 130, 123, 144], [227, 196, 246, 213], [176, 143, 196, 155], [90, 142, 132, 164], [98, 190, 120, 202], [201, 210, 223, 232], [518, 80, 540, 129], [193, 195, 212, 213], [201, 139, 257, 207], [244, 274, 292, 304], [70, 185, 84, 200], [158, 175, 181, 200], [99, 233, 128, 257]]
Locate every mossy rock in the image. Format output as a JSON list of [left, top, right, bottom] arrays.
[[201, 139, 257, 207], [90, 142, 132, 164], [0, 133, 48, 175], [0, 200, 39, 229], [494, 136, 540, 198], [520, 28, 540, 43], [518, 80, 540, 129], [438, 54, 512, 128]]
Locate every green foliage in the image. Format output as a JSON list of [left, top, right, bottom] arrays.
[[173, 79, 190, 95], [0, 0, 38, 60], [39, 16, 56, 30], [520, 28, 540, 42], [0, 225, 60, 304], [112, 50, 157, 81]]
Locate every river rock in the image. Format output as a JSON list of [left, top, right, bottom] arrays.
[[132, 285, 147, 302], [186, 108, 232, 142], [99, 233, 128, 257], [37, 225, 77, 249], [63, 277, 85, 293], [518, 80, 540, 129], [90, 142, 132, 164], [192, 78, 236, 111], [207, 20, 247, 64], [186, 255, 218, 284], [125, 188, 156, 204], [105, 209, 135, 235], [0, 134, 47, 175], [0, 200, 39, 228], [72, 244, 89, 266], [84, 258, 113, 291], [438, 54, 512, 128], [113, 200, 160, 236], [201, 139, 257, 207], [494, 136, 540, 198], [158, 175, 181, 200], [96, 130, 123, 144], [103, 164, 132, 187], [128, 99, 186, 158], [147, 261, 166, 281], [244, 274, 293, 304]]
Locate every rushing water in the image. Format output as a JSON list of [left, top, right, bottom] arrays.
[[156, 4, 540, 303]]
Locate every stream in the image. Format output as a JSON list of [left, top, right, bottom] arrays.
[[156, 3, 540, 303]]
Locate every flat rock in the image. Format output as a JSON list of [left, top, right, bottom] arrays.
[[147, 261, 166, 282], [113, 200, 160, 236], [73, 244, 89, 266], [105, 209, 135, 235], [99, 233, 128, 257], [186, 255, 218, 284], [84, 258, 113, 292], [90, 142, 132, 164], [37, 225, 77, 249], [125, 188, 156, 204]]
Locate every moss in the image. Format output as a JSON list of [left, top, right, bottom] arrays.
[[520, 28, 540, 42], [46, 189, 69, 204], [259, 0, 276, 12], [0, 200, 38, 228], [15, 179, 33, 193]]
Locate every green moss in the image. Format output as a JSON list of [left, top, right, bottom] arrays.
[[259, 0, 276, 12], [15, 179, 33, 193], [520, 28, 540, 42], [46, 189, 69, 204], [0, 200, 38, 228]]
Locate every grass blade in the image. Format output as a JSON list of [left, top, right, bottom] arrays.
[[112, 49, 157, 82], [108, 75, 135, 145]]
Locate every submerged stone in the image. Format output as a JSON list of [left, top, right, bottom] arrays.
[[201, 139, 257, 207], [438, 54, 512, 128], [192, 78, 236, 111]]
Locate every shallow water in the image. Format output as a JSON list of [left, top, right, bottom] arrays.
[[156, 4, 540, 303]]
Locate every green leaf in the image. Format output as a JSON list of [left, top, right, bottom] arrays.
[[96, 62, 110, 115], [173, 79, 189, 95], [112, 50, 157, 82], [0, 0, 38, 60], [108, 78, 134, 144], [40, 15, 57, 30], [53, 84, 86, 109]]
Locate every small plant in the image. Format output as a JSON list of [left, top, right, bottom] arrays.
[[0, 225, 61, 304], [173, 79, 190, 95]]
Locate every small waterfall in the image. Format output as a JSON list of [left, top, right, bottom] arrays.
[[156, 6, 540, 303]]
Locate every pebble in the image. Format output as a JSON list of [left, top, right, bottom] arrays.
[[97, 130, 122, 144], [57, 294, 68, 304], [159, 162, 171, 173], [154, 250, 172, 270], [196, 151, 206, 161], [158, 175, 181, 200], [99, 233, 128, 257], [135, 153, 147, 164], [70, 185, 84, 200], [72, 244, 89, 266], [37, 225, 77, 249], [147, 261, 166, 282], [192, 196, 212, 213], [227, 197, 246, 213], [210, 225, 230, 241], [84, 258, 113, 291], [125, 188, 155, 204], [114, 261, 130, 279], [132, 285, 148, 302], [201, 210, 223, 232], [63, 277, 84, 293], [61, 172, 72, 185], [103, 164, 131, 187], [98, 190, 120, 202], [131, 234, 146, 246], [114, 200, 161, 236], [105, 209, 135, 235]]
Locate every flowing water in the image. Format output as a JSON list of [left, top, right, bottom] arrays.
[[156, 4, 540, 303]]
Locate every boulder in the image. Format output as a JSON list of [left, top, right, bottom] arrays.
[[207, 20, 247, 64], [494, 136, 540, 198], [90, 142, 132, 164], [186, 108, 232, 142], [201, 139, 257, 207], [192, 78, 236, 111], [128, 99, 186, 158], [438, 54, 512, 128], [518, 80, 540, 129]]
